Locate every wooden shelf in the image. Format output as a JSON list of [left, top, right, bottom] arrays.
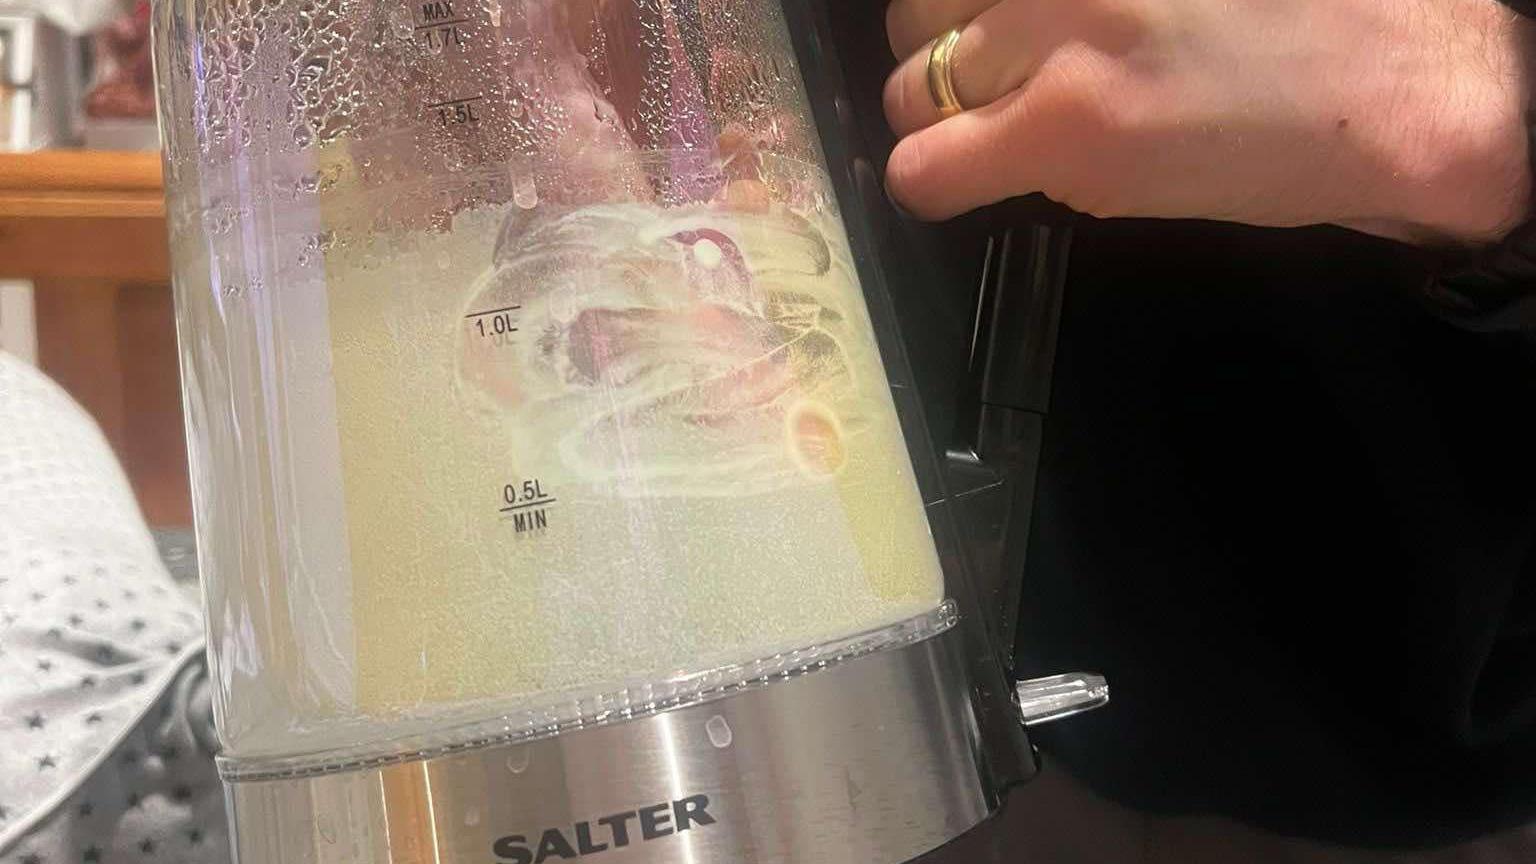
[[0, 150, 169, 282], [1, 150, 188, 525]]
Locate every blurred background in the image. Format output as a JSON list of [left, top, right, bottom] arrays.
[[0, 0, 191, 558]]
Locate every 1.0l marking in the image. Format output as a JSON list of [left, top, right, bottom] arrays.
[[465, 304, 520, 346]]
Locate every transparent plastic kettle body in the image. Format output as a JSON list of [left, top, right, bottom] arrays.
[[152, 0, 1102, 860]]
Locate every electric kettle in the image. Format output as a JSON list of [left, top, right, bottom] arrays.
[[151, 0, 1103, 860]]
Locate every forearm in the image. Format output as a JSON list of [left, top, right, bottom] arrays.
[[1383, 2, 1533, 247]]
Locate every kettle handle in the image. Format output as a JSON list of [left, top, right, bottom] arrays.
[[779, 0, 1109, 748], [945, 220, 1071, 671], [953, 215, 1111, 729]]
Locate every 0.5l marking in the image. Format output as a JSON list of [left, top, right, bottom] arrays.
[[501, 479, 554, 534]]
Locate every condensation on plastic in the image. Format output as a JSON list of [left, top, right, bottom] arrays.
[[221, 600, 958, 780], [153, 0, 948, 769]]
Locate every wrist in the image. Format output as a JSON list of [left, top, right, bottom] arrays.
[[1384, 4, 1533, 246]]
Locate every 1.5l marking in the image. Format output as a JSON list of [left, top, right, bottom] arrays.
[[429, 95, 483, 127]]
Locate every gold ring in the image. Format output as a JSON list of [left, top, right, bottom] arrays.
[[927, 28, 964, 119]]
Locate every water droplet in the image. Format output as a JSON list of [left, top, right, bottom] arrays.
[[436, 250, 453, 270], [389, 5, 415, 39], [464, 807, 481, 827], [705, 714, 732, 748], [299, 56, 329, 86], [506, 747, 530, 774], [317, 163, 345, 191], [513, 174, 538, 209]]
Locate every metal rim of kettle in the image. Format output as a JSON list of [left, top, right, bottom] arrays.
[[222, 624, 1105, 864]]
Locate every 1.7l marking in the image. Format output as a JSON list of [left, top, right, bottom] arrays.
[[416, 1, 468, 49]]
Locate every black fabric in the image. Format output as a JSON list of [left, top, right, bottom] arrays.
[[1004, 2, 1536, 846], [1504, 0, 1536, 21], [1016, 218, 1536, 847]]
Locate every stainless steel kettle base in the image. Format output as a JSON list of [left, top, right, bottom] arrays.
[[224, 626, 993, 863]]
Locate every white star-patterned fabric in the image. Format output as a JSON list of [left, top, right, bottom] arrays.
[[0, 352, 223, 863]]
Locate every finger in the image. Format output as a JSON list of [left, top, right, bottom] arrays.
[[885, 94, 1042, 221], [885, 0, 994, 59], [882, 8, 1050, 138]]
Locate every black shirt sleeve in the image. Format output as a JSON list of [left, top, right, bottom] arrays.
[[1426, 0, 1536, 331], [1019, 219, 1536, 849]]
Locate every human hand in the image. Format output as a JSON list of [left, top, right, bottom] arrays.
[[882, 0, 1534, 245]]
